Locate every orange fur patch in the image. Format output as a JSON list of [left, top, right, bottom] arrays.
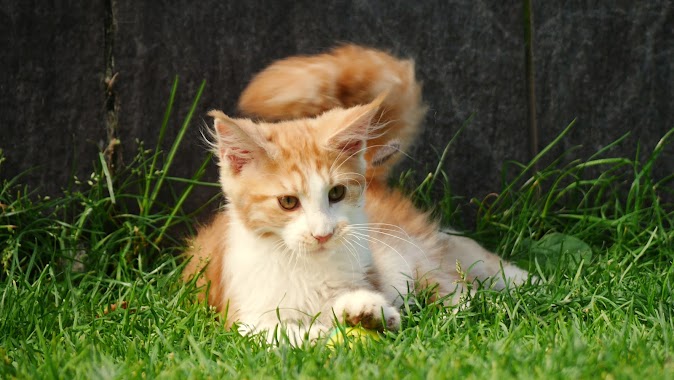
[[238, 44, 427, 182]]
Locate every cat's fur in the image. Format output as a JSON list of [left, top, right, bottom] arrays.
[[238, 44, 426, 181], [183, 45, 531, 344]]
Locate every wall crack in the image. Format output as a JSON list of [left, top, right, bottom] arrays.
[[104, 0, 121, 174]]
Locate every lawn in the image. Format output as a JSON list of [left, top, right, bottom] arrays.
[[1, 83, 672, 379]]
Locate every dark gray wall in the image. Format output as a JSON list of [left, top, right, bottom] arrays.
[[535, 2, 673, 167], [1, 1, 106, 192], [1, 1, 672, 219]]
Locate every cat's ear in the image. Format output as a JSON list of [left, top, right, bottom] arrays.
[[208, 110, 265, 175], [325, 92, 387, 154]]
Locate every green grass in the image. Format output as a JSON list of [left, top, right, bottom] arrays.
[[1, 82, 673, 379]]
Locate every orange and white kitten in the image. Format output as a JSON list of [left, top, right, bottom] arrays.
[[183, 46, 531, 344]]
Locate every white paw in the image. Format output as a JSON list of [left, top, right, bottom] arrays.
[[501, 264, 534, 287], [333, 289, 401, 331], [239, 322, 328, 346]]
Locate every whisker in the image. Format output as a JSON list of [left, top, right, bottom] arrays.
[[348, 229, 422, 255], [337, 237, 360, 279], [348, 226, 413, 237], [346, 236, 369, 251], [290, 245, 300, 272], [349, 222, 412, 235], [347, 231, 414, 274], [348, 227, 425, 253], [340, 236, 363, 264], [269, 239, 302, 272], [300, 242, 309, 272]]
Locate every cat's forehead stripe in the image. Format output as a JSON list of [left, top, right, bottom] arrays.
[[268, 132, 331, 193], [256, 121, 362, 196], [282, 157, 331, 195]]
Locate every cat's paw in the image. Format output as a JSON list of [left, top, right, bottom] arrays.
[[268, 323, 329, 346], [239, 322, 328, 346], [499, 263, 536, 288], [333, 289, 401, 331]]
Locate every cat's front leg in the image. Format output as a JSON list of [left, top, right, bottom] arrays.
[[332, 289, 401, 331]]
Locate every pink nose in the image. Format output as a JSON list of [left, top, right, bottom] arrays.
[[313, 233, 333, 244]]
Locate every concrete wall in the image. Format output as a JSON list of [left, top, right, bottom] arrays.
[[1, 1, 672, 218]]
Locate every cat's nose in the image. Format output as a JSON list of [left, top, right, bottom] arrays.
[[313, 233, 333, 244]]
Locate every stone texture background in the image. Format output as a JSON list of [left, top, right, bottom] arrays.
[[1, 1, 672, 223]]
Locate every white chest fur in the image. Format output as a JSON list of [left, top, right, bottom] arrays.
[[222, 216, 372, 327]]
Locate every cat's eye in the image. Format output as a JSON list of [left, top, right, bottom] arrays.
[[328, 185, 346, 203], [278, 195, 300, 210]]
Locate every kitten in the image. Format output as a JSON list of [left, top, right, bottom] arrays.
[[183, 45, 531, 344]]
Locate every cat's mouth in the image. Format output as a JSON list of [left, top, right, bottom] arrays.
[[303, 239, 337, 254], [308, 241, 333, 253]]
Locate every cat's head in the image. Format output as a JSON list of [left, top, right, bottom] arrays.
[[209, 98, 383, 254]]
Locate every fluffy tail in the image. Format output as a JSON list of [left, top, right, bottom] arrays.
[[238, 44, 427, 181]]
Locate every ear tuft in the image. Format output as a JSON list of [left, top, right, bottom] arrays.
[[371, 139, 401, 167]]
